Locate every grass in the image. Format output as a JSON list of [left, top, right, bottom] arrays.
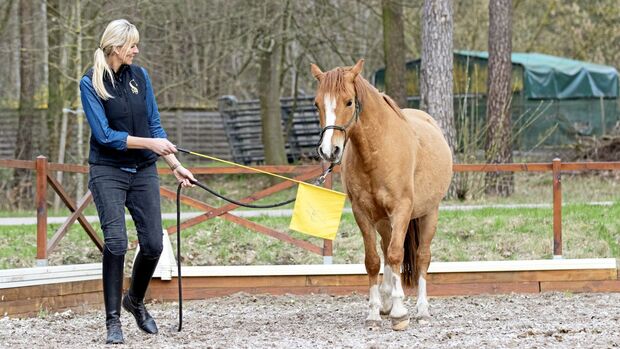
[[0, 172, 618, 269], [435, 204, 620, 261], [1, 201, 618, 269]]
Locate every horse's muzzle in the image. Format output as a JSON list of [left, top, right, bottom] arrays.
[[318, 144, 342, 163], [317, 125, 347, 164]]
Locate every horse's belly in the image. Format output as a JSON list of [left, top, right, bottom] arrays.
[[342, 109, 453, 220], [411, 159, 452, 216]]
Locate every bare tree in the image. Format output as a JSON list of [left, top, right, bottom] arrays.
[[1, 0, 614, 193], [0, 1, 20, 109], [420, 0, 456, 154], [11, 0, 37, 208], [485, 0, 513, 196], [256, 1, 287, 165], [47, 0, 63, 163], [382, 0, 408, 107]]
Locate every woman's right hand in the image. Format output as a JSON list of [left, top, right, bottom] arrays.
[[147, 138, 177, 156]]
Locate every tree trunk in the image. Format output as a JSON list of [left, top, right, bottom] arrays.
[[420, 0, 456, 155], [47, 0, 71, 210], [485, 0, 513, 196], [74, 0, 85, 200], [37, 0, 48, 157], [257, 2, 287, 165], [382, 0, 408, 108], [47, 0, 62, 163], [258, 38, 287, 165], [11, 0, 36, 209]]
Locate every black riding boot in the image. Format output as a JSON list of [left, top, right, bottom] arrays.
[[103, 246, 125, 344], [122, 251, 160, 334]]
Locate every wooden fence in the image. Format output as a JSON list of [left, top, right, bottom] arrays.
[[218, 95, 320, 164], [0, 156, 335, 266], [0, 108, 231, 162], [0, 103, 317, 165], [0, 157, 619, 267]]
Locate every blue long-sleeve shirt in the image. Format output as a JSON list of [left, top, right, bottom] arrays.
[[79, 66, 167, 151]]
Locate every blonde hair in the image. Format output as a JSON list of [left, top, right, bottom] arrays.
[[92, 19, 140, 100]]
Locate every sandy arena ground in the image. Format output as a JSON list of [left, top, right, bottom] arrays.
[[1, 292, 619, 348]]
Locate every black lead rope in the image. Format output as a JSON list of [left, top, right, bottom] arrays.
[[173, 155, 334, 331], [191, 179, 296, 208], [176, 183, 183, 332]]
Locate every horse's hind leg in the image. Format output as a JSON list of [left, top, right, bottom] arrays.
[[352, 209, 382, 329], [415, 210, 439, 324]]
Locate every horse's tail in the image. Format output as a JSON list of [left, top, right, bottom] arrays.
[[402, 218, 420, 288]]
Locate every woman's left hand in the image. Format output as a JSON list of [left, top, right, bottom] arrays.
[[173, 165, 196, 188]]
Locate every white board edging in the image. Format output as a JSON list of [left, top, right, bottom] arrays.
[[160, 258, 617, 278]]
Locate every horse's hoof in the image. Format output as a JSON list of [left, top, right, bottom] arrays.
[[391, 316, 410, 331], [416, 316, 430, 325], [365, 319, 382, 330], [379, 309, 391, 317]]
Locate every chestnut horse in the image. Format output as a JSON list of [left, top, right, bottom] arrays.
[[311, 60, 452, 331]]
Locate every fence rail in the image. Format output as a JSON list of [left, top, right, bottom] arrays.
[[1, 157, 619, 266]]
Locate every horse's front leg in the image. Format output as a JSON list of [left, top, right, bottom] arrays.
[[386, 205, 414, 331], [376, 219, 393, 316], [351, 207, 382, 330]]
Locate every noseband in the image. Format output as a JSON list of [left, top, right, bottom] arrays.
[[316, 97, 362, 164]]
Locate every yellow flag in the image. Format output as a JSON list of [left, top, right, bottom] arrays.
[[289, 183, 347, 240]]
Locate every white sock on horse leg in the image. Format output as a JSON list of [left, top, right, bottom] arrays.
[[379, 265, 393, 313], [366, 284, 382, 322], [416, 276, 430, 318], [389, 271, 408, 319]]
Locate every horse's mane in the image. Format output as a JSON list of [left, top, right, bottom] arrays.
[[320, 67, 405, 120]]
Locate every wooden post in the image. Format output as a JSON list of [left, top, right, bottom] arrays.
[[322, 170, 334, 264], [552, 158, 562, 259], [36, 155, 48, 266]]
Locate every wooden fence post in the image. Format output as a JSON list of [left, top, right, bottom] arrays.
[[36, 155, 48, 266], [552, 158, 562, 259]]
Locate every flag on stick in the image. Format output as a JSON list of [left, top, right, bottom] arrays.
[[289, 183, 346, 240]]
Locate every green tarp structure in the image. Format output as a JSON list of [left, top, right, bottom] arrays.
[[373, 51, 620, 150], [456, 51, 618, 99]]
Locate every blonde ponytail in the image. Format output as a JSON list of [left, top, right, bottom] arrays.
[[92, 47, 114, 100], [90, 19, 140, 100]]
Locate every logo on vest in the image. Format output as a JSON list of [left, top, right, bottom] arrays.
[[129, 79, 139, 94]]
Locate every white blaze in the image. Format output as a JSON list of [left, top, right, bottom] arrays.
[[321, 94, 337, 157]]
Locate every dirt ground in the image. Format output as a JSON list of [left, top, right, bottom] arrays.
[[1, 291, 619, 348]]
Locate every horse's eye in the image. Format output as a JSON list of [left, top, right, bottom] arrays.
[[346, 100, 353, 107]]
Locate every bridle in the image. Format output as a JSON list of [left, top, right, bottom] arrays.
[[316, 97, 362, 166]]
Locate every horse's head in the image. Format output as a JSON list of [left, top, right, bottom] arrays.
[[311, 59, 364, 164]]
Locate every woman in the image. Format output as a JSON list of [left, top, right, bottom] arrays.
[[80, 19, 195, 344]]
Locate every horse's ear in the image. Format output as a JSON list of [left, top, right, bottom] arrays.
[[310, 63, 324, 81], [350, 59, 364, 78]]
